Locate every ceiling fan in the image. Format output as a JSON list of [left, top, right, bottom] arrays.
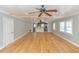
[[28, 5, 57, 17]]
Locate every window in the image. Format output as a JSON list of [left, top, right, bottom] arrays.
[[41, 24, 44, 27], [53, 23, 56, 30], [66, 20, 72, 34], [60, 22, 65, 32], [34, 23, 36, 27]]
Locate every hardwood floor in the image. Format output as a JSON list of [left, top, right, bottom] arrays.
[[0, 32, 79, 53]]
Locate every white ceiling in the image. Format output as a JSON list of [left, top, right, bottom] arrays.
[[0, 5, 79, 20]]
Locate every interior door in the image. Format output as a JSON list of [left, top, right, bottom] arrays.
[[3, 17, 14, 46], [7, 18, 14, 43]]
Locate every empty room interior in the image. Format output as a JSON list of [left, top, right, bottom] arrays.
[[0, 5, 79, 53]]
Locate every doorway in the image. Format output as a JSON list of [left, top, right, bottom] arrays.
[[33, 20, 48, 32]]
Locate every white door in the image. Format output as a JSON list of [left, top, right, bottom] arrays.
[[3, 17, 14, 46]]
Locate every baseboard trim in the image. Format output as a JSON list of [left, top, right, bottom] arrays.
[[0, 32, 29, 49], [0, 46, 6, 49], [15, 32, 28, 40], [53, 32, 79, 48]]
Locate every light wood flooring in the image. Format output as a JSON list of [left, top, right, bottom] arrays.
[[0, 32, 79, 53]]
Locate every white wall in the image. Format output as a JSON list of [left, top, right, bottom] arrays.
[[48, 21, 53, 32], [14, 19, 29, 39], [0, 14, 3, 47], [52, 14, 79, 47], [14, 18, 33, 39]]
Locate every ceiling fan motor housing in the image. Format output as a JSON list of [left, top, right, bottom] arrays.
[[40, 8, 46, 12]]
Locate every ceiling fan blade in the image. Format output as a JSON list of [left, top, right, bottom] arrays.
[[38, 12, 43, 17], [28, 11, 39, 14], [46, 9, 57, 12], [44, 12, 52, 16]]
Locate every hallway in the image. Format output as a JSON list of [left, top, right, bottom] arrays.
[[0, 32, 79, 53]]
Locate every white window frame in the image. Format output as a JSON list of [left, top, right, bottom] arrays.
[[34, 23, 37, 27], [66, 20, 72, 34], [53, 23, 56, 30], [60, 21, 65, 32]]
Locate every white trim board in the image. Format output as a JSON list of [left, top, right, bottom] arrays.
[[52, 32, 79, 48], [0, 32, 29, 49], [15, 32, 28, 40]]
